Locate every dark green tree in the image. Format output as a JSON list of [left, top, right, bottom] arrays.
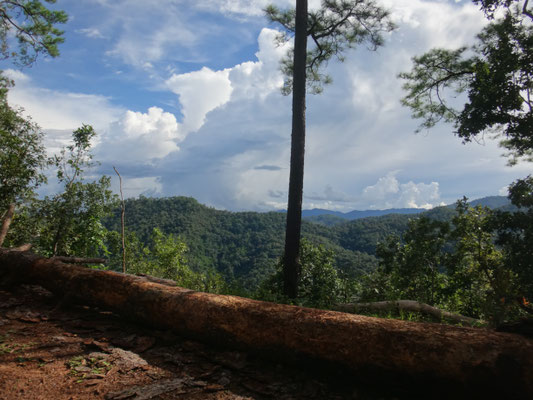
[[257, 239, 342, 309], [0, 75, 47, 246], [400, 2, 532, 164], [0, 0, 66, 244], [266, 0, 395, 298], [0, 0, 68, 66], [375, 217, 450, 306], [399, 0, 533, 321], [372, 198, 529, 324], [492, 177, 533, 307]]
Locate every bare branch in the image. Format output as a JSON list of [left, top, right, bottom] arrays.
[[334, 300, 483, 325]]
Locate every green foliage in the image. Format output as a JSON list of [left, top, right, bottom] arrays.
[[0, 0, 68, 66], [105, 228, 226, 294], [492, 177, 533, 301], [104, 196, 380, 291], [265, 0, 395, 94], [376, 218, 450, 305], [105, 229, 150, 275], [473, 0, 526, 19], [400, 4, 533, 164], [397, 0, 533, 324], [23, 126, 118, 257], [0, 75, 47, 211], [35, 177, 116, 257], [399, 47, 473, 130], [103, 196, 510, 294], [257, 239, 346, 309], [446, 199, 513, 321], [146, 227, 189, 281], [369, 197, 532, 324]]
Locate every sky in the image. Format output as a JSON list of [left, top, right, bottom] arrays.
[[2, 0, 532, 212]]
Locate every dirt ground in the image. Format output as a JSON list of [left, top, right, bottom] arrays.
[[0, 284, 400, 400]]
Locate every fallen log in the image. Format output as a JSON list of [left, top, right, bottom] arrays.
[[1, 249, 532, 399], [334, 300, 482, 326]]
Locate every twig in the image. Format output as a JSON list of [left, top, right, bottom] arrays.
[[113, 166, 126, 274]]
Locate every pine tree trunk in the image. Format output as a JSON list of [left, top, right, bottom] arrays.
[[283, 0, 308, 299], [0, 203, 15, 247]]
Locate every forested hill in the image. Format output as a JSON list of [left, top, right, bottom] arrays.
[[105, 196, 506, 289]]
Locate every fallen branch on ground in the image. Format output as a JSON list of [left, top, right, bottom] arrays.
[[334, 300, 482, 325], [3, 244, 33, 252]]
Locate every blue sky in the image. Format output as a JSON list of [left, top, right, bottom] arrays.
[[2, 0, 531, 211]]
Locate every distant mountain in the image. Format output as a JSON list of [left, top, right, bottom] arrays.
[[304, 208, 424, 226], [469, 196, 511, 209], [303, 214, 347, 227], [344, 208, 423, 219], [303, 196, 511, 226], [301, 208, 423, 219], [301, 208, 345, 218]]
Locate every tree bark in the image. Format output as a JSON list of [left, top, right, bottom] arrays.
[[284, 0, 308, 299], [1, 249, 533, 399], [0, 203, 15, 247], [334, 300, 482, 325]]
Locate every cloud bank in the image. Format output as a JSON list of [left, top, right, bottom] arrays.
[[4, 0, 530, 212]]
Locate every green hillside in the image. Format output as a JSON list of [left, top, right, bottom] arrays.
[[105, 196, 380, 288], [105, 196, 504, 290]]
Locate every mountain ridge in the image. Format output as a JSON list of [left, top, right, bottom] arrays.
[[298, 195, 510, 226], [105, 195, 510, 289]]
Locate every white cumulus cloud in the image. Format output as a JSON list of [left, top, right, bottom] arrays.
[[166, 67, 233, 134], [98, 107, 182, 164], [164, 27, 288, 135], [362, 172, 441, 209], [230, 28, 289, 99]]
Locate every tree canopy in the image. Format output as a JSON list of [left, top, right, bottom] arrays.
[[266, 0, 395, 94], [0, 75, 47, 245], [0, 76, 46, 211], [400, 1, 533, 164], [396, 0, 533, 324], [0, 0, 68, 66]]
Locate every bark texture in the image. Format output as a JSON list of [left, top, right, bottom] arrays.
[[1, 249, 533, 399], [283, 0, 308, 298]]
